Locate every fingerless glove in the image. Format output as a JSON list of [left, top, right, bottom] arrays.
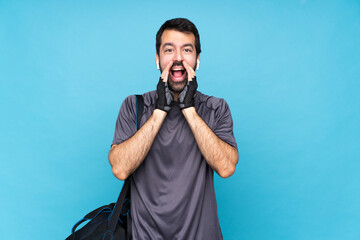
[[178, 77, 198, 109], [156, 78, 174, 112]]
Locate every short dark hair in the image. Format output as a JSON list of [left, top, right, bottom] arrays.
[[156, 18, 201, 57]]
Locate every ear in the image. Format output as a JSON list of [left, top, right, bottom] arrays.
[[196, 55, 200, 71], [155, 54, 159, 70]]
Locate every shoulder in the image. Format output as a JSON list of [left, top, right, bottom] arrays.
[[120, 91, 156, 119], [195, 92, 233, 130], [122, 91, 156, 108], [195, 91, 229, 112], [142, 90, 156, 107]]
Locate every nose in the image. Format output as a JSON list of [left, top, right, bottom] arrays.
[[174, 49, 183, 62]]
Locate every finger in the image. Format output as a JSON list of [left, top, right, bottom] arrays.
[[161, 60, 173, 82], [183, 61, 195, 81], [183, 60, 195, 74], [182, 62, 193, 81]]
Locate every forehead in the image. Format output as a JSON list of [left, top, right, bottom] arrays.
[[161, 29, 195, 47]]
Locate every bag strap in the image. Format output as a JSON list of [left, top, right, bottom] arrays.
[[136, 94, 144, 130], [108, 94, 144, 232], [72, 205, 113, 233]]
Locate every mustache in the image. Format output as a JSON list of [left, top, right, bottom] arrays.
[[172, 61, 184, 68]]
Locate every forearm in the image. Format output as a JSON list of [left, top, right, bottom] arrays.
[[109, 109, 167, 180], [182, 107, 238, 178]]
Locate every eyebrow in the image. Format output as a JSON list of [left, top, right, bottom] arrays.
[[162, 42, 194, 49]]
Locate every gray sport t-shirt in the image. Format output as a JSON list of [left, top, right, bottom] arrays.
[[112, 91, 237, 240]]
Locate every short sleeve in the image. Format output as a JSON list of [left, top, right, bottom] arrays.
[[213, 99, 238, 149], [111, 95, 137, 146]]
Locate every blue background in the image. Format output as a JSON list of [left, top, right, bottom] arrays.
[[1, 0, 360, 239]]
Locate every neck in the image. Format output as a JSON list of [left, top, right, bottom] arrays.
[[173, 92, 179, 102]]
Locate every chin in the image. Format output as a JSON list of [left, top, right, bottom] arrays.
[[168, 77, 187, 92]]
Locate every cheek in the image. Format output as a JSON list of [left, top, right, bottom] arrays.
[[184, 57, 196, 69], [160, 57, 172, 68]]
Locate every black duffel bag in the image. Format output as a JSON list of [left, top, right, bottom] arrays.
[[66, 179, 131, 240], [66, 95, 144, 240]]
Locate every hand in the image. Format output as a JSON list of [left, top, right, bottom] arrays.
[[156, 61, 174, 112], [179, 61, 198, 109]]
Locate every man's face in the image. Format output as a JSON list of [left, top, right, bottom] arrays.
[[156, 29, 199, 92]]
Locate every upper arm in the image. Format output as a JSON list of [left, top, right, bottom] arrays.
[[212, 99, 238, 150], [111, 95, 137, 146]]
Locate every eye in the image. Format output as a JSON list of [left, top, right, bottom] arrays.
[[164, 48, 173, 53], [184, 48, 192, 53]]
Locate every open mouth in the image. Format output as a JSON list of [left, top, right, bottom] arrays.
[[170, 69, 186, 82]]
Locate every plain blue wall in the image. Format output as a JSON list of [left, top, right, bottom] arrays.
[[1, 0, 359, 239]]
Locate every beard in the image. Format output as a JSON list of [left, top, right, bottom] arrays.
[[168, 74, 188, 92], [159, 60, 196, 92]]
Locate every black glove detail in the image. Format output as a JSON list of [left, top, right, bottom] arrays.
[[178, 76, 198, 109], [156, 78, 174, 112]]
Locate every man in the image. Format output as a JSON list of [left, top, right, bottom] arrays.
[[109, 18, 238, 240]]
